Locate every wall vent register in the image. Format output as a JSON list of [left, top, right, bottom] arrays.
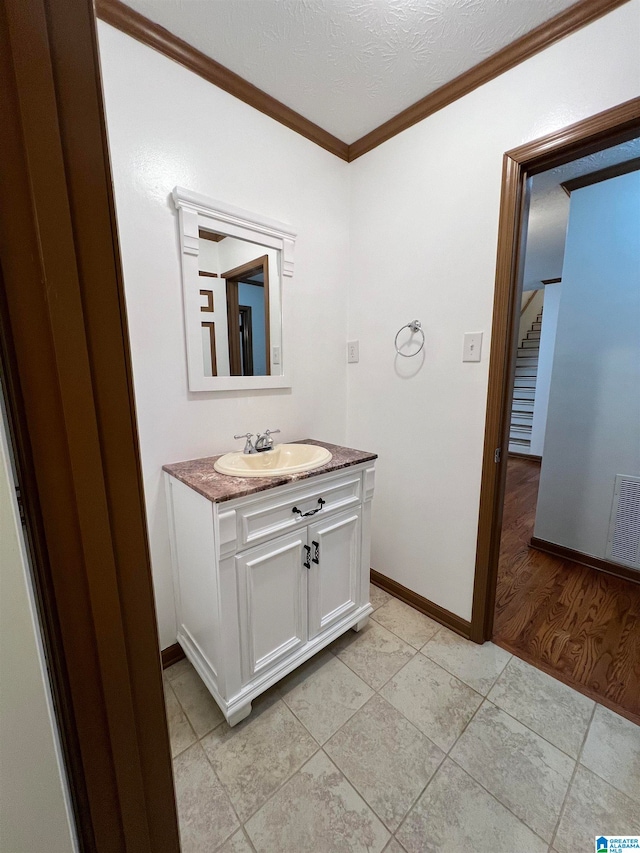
[[607, 474, 640, 569]]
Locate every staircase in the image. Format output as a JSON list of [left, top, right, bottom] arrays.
[[509, 310, 542, 454]]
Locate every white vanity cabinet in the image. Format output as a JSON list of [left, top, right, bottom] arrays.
[[164, 450, 375, 726]]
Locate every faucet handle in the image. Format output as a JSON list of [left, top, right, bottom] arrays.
[[254, 429, 280, 453], [234, 433, 255, 454]]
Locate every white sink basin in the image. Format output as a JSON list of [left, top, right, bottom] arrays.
[[214, 443, 332, 478]]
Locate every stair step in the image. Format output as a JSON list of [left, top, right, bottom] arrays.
[[511, 304, 540, 440], [510, 423, 532, 433]]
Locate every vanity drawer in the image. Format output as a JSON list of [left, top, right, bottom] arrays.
[[236, 472, 362, 549]]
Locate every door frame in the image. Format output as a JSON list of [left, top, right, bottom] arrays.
[[238, 305, 255, 375], [222, 254, 271, 377], [0, 0, 180, 850], [470, 96, 640, 644]]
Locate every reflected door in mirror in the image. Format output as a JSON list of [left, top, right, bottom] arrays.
[[198, 231, 275, 378], [222, 255, 269, 377]]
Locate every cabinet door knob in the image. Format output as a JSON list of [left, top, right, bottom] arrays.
[[312, 541, 320, 564], [303, 545, 311, 570]]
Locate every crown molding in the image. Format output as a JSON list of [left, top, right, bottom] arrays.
[[95, 0, 631, 163], [348, 0, 632, 160], [95, 0, 350, 161]]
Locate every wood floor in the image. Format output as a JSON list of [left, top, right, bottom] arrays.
[[493, 456, 640, 724]]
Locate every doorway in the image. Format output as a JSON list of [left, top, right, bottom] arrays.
[[471, 100, 640, 723], [223, 255, 270, 377]]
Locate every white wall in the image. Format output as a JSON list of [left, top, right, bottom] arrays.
[[347, 1, 640, 620], [98, 22, 351, 649], [0, 412, 77, 852], [99, 2, 639, 643], [529, 282, 562, 457], [534, 171, 640, 559]]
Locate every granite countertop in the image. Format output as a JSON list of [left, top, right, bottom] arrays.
[[163, 439, 377, 504]]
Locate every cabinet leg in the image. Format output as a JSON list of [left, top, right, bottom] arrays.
[[227, 702, 252, 727], [352, 616, 369, 633]]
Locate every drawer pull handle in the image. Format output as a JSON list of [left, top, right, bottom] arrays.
[[303, 545, 311, 570], [312, 541, 320, 564], [292, 498, 325, 518]]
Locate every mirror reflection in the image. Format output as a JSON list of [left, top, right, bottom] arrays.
[[198, 229, 281, 377]]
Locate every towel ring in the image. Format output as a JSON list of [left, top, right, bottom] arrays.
[[395, 320, 425, 357]]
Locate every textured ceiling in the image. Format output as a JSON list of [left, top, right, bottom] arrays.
[[119, 0, 580, 143], [523, 137, 640, 289]]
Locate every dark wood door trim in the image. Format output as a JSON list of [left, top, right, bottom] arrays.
[[221, 255, 269, 281], [226, 280, 242, 376], [0, 0, 180, 850], [238, 305, 254, 376], [470, 97, 640, 644], [223, 255, 270, 376]]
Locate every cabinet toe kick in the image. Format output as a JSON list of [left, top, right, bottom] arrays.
[[226, 701, 252, 728]]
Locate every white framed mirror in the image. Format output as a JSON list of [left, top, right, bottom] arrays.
[[172, 187, 296, 391]]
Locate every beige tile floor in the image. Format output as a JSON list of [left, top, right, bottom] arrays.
[[164, 584, 640, 853]]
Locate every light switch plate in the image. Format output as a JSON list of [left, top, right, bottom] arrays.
[[463, 332, 483, 362], [347, 341, 359, 363]]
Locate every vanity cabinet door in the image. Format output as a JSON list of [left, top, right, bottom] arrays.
[[236, 530, 308, 681], [307, 507, 361, 640]]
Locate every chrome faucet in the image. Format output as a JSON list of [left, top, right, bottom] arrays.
[[255, 429, 280, 453], [234, 433, 257, 454]]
